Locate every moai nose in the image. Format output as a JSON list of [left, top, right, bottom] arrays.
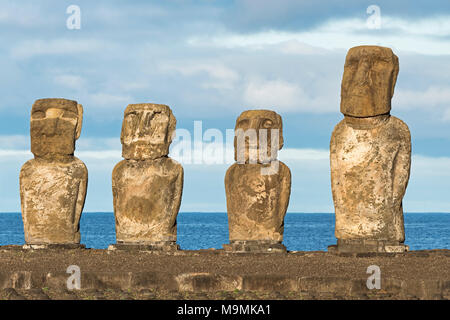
[[138, 111, 153, 138], [249, 118, 261, 143], [354, 59, 371, 85], [135, 114, 146, 138], [44, 118, 60, 137]]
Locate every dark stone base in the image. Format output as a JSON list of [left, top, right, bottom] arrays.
[[328, 239, 409, 254], [0, 249, 448, 299], [223, 240, 287, 253], [108, 242, 180, 252], [22, 243, 86, 250]]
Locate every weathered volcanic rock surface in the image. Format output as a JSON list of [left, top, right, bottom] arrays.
[[0, 247, 448, 300]]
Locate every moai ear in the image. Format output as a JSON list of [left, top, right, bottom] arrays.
[[167, 109, 177, 144], [120, 113, 125, 145], [391, 55, 399, 99], [75, 104, 83, 140], [277, 113, 284, 150]]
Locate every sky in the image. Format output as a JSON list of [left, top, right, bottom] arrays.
[[0, 0, 449, 213]]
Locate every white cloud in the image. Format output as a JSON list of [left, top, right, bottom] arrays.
[[395, 86, 450, 109], [188, 15, 450, 55], [92, 3, 170, 23], [394, 86, 450, 121], [0, 135, 122, 151], [280, 148, 329, 161], [0, 135, 29, 149], [243, 78, 303, 110], [77, 150, 121, 160], [0, 140, 449, 212], [188, 30, 317, 49], [0, 149, 30, 160], [54, 74, 85, 90], [243, 78, 336, 112], [443, 109, 450, 122], [277, 40, 330, 55], [0, 2, 46, 27], [382, 16, 450, 37], [0, 140, 330, 165], [77, 137, 120, 150], [0, 149, 121, 161], [87, 92, 133, 108], [11, 38, 113, 59], [160, 62, 240, 90], [411, 154, 450, 177]]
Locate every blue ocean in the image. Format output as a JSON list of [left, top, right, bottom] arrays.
[[0, 212, 448, 251]]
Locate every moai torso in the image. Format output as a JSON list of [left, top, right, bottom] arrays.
[[112, 103, 183, 245], [113, 157, 183, 242], [20, 98, 87, 244], [225, 110, 291, 249], [20, 157, 87, 243], [226, 162, 291, 241], [331, 115, 410, 241], [330, 46, 411, 252]]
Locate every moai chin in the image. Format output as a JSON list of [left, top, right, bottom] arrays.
[[111, 103, 183, 251], [329, 45, 411, 253], [224, 110, 291, 253], [20, 98, 88, 248]]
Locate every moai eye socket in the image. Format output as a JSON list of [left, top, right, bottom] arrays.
[[32, 111, 46, 119], [145, 112, 154, 127], [371, 59, 391, 72], [262, 119, 273, 129], [345, 56, 358, 67], [148, 112, 169, 142], [126, 112, 138, 125], [123, 112, 139, 137], [237, 119, 249, 129], [62, 110, 78, 120]]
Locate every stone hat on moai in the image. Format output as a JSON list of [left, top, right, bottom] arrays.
[[340, 45, 399, 117], [120, 103, 176, 160], [234, 109, 284, 163], [30, 98, 83, 157]]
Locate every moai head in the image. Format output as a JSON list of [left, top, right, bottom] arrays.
[[121, 103, 176, 160], [340, 45, 399, 117], [234, 110, 283, 163], [30, 98, 83, 157]]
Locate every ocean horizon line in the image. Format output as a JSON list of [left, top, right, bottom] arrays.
[[1, 211, 450, 214]]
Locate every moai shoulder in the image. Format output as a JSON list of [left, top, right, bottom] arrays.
[[329, 46, 411, 253], [20, 98, 87, 246], [224, 110, 291, 253], [113, 156, 183, 181], [112, 103, 183, 249]]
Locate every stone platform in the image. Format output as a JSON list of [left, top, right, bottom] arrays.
[[108, 242, 180, 252], [223, 240, 287, 253], [0, 246, 448, 300], [328, 239, 410, 253]]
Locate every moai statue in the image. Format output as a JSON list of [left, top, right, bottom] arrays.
[[111, 103, 183, 251], [20, 98, 88, 248], [224, 110, 291, 253], [329, 46, 411, 253]]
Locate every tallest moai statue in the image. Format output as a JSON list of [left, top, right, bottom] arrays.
[[329, 46, 411, 253]]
